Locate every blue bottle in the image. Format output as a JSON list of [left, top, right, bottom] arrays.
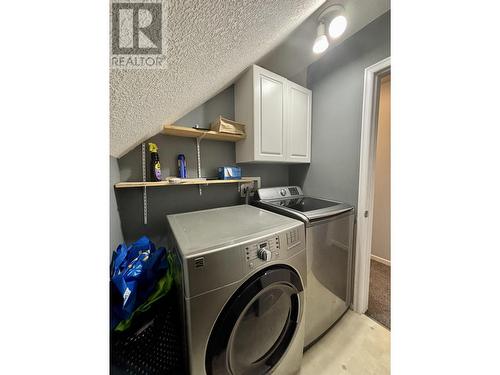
[[177, 154, 187, 178]]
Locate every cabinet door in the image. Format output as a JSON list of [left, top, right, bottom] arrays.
[[254, 67, 287, 161], [286, 82, 311, 162]]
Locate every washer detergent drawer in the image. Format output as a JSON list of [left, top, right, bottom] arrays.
[[304, 211, 354, 347]]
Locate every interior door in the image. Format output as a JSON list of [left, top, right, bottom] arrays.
[[255, 67, 287, 161], [206, 267, 303, 375], [286, 82, 311, 162]]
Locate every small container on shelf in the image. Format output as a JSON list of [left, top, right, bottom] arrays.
[[218, 166, 241, 180], [211, 116, 246, 136]]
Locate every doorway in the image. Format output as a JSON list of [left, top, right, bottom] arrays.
[[365, 74, 390, 328], [353, 57, 390, 318]]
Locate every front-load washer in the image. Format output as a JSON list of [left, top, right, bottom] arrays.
[[166, 205, 307, 375]]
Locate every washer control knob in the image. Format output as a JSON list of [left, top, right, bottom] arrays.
[[258, 248, 272, 261], [280, 188, 287, 197]]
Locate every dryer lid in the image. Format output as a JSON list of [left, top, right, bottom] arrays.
[[257, 197, 353, 222]]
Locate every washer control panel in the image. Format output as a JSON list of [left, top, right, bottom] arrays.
[[256, 186, 304, 200]]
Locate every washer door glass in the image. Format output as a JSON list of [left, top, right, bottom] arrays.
[[205, 267, 303, 375]]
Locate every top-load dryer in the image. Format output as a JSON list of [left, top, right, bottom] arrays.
[[167, 205, 307, 374]]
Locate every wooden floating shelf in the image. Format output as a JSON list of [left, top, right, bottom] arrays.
[[115, 179, 254, 189], [162, 124, 245, 142]]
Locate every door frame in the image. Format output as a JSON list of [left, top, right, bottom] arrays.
[[352, 57, 391, 313]]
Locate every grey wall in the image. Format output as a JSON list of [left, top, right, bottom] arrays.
[[110, 156, 125, 254], [115, 85, 289, 246], [290, 11, 390, 209], [175, 85, 235, 129]]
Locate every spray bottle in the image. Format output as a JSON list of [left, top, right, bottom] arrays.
[[148, 143, 162, 181]]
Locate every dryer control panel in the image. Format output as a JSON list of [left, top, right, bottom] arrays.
[[245, 236, 279, 264], [182, 222, 305, 297], [244, 226, 304, 270]]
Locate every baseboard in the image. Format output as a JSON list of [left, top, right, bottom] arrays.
[[371, 254, 391, 266]]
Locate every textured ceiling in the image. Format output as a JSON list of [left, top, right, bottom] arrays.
[[110, 0, 325, 157]]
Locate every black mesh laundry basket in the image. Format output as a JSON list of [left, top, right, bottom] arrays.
[[110, 289, 185, 374]]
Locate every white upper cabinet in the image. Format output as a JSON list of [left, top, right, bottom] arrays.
[[235, 65, 311, 163], [257, 69, 286, 160], [287, 81, 312, 162]]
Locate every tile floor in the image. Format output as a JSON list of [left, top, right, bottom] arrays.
[[300, 311, 390, 375]]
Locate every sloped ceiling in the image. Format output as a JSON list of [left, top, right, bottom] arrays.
[[110, 0, 325, 157]]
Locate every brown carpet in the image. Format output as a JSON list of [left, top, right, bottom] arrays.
[[366, 260, 391, 329]]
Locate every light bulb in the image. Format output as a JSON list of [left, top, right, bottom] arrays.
[[312, 22, 329, 54], [312, 34, 329, 54], [329, 15, 347, 38]]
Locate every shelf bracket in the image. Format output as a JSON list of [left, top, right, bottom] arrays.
[[195, 131, 208, 196], [142, 142, 148, 224]]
